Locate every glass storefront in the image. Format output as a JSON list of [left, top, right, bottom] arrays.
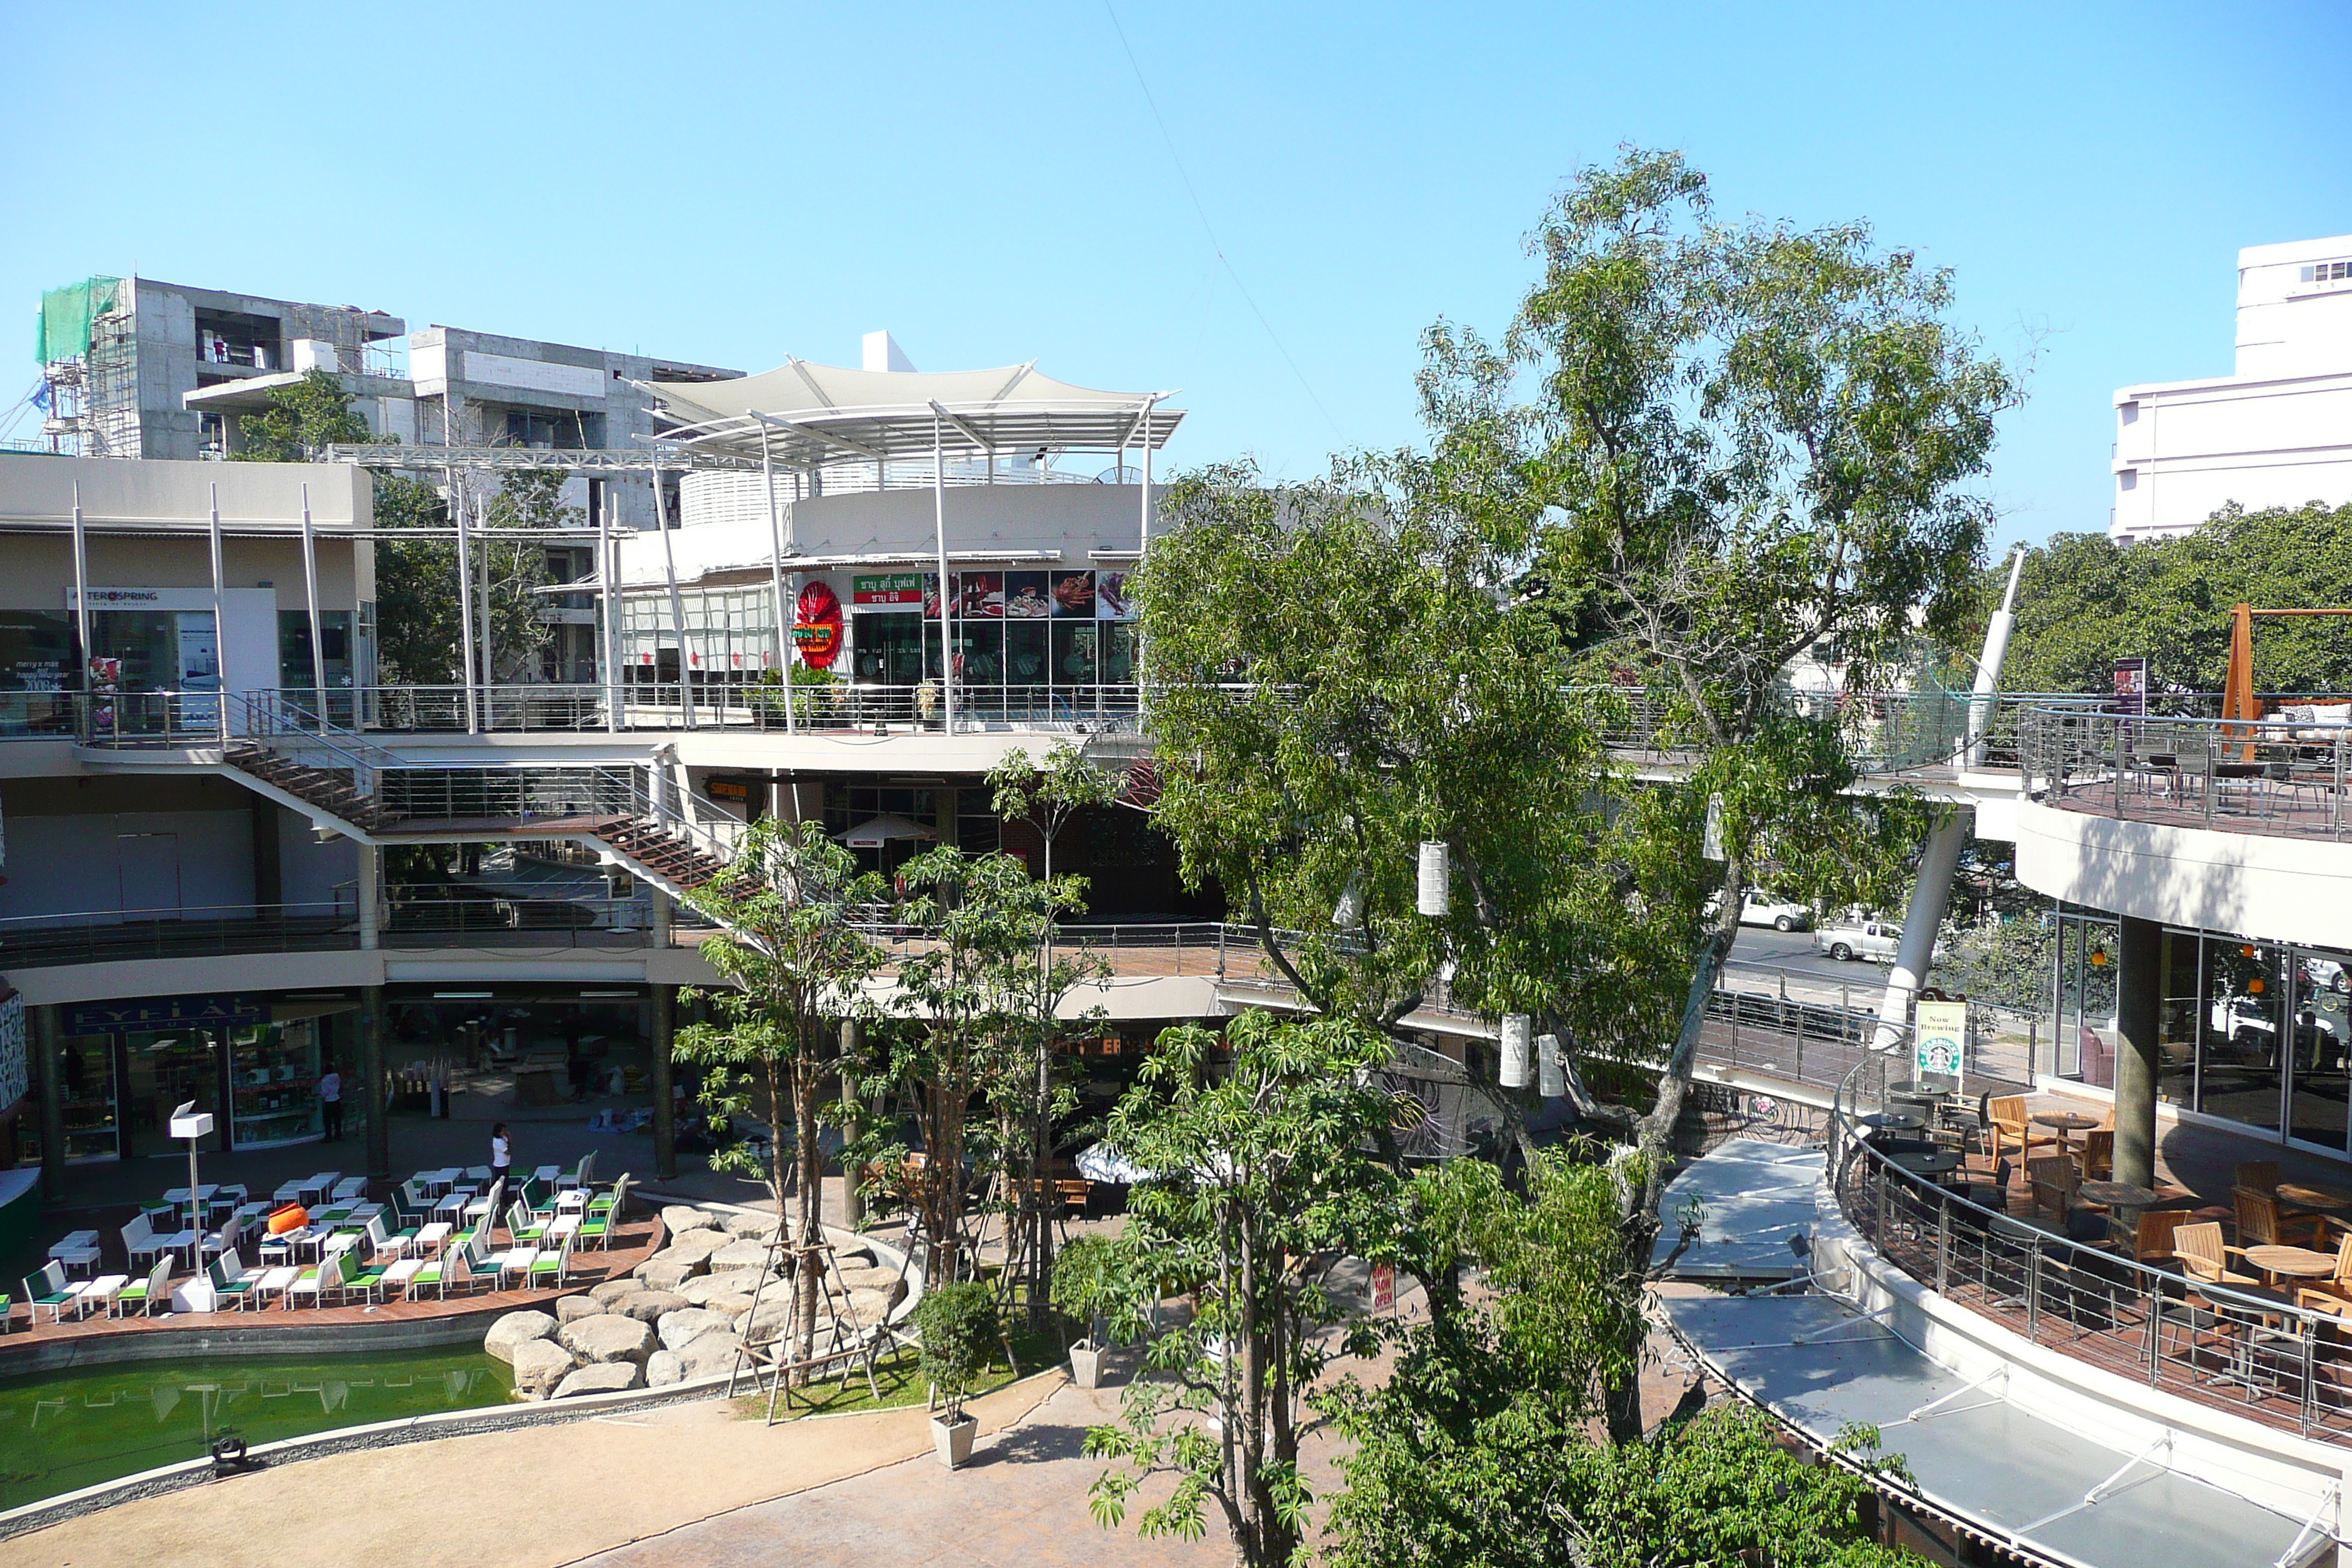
[[2062, 920, 2352, 1156]]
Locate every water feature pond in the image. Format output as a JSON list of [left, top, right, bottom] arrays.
[[0, 1346, 512, 1510]]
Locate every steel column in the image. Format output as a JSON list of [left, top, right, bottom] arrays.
[[300, 484, 328, 717]]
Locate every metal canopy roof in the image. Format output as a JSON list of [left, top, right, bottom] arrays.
[[644, 358, 1183, 469]]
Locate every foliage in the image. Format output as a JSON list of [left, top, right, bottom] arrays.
[[230, 369, 372, 461], [1049, 1235, 1139, 1348], [859, 848, 1102, 1291], [1991, 502, 2352, 696], [914, 1281, 1001, 1422], [1083, 1011, 1401, 1567], [371, 476, 460, 685], [470, 470, 569, 682], [1322, 1150, 1904, 1567], [987, 742, 1122, 881], [674, 817, 887, 1377], [1934, 913, 2054, 1016]]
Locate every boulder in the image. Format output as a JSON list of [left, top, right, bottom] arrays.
[[553, 1362, 645, 1399], [722, 1211, 782, 1239], [737, 1298, 796, 1346], [561, 1313, 658, 1365], [636, 1259, 695, 1293], [657, 1307, 738, 1353], [616, 1289, 690, 1324], [556, 1294, 608, 1325], [844, 1288, 903, 1326], [660, 1205, 720, 1235], [697, 1292, 757, 1321], [709, 1240, 779, 1273], [835, 1267, 906, 1305], [509, 1338, 577, 1398], [663, 1228, 732, 1263], [680, 1270, 770, 1307], [483, 1310, 559, 1365], [644, 1349, 687, 1387], [834, 1243, 876, 1267], [589, 1277, 646, 1307], [672, 1329, 744, 1381]]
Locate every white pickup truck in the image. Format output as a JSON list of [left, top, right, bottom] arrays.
[[1816, 919, 1947, 965]]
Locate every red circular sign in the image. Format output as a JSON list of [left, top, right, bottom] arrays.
[[793, 581, 844, 669]]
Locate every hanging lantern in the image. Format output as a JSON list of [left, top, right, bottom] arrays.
[[1332, 874, 1365, 931], [1537, 1033, 1565, 1098], [2250, 976, 2267, 995], [2088, 949, 2109, 968], [2241, 944, 2258, 959], [1500, 1014, 1532, 1089], [1417, 840, 1450, 917]]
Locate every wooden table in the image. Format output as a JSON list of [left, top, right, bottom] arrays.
[[2242, 1244, 2337, 1288], [2032, 1112, 2101, 1149], [2278, 1181, 2352, 1213], [2080, 1180, 2160, 1213]]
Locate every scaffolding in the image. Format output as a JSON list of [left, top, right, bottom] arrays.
[[34, 276, 135, 458]]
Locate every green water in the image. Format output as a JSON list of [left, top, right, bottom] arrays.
[[0, 1347, 512, 1509]]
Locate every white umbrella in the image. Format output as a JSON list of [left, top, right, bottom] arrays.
[[1076, 1142, 1153, 1184], [833, 815, 938, 850]]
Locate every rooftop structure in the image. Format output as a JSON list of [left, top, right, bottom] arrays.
[[2111, 235, 2352, 541]]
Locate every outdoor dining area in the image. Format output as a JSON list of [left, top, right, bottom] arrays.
[[6, 1155, 642, 1332], [1842, 1082, 2352, 1437]]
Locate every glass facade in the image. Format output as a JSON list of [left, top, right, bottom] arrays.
[[2052, 907, 2119, 1088]]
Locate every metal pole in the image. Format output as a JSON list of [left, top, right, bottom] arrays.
[[1964, 546, 2028, 769], [652, 469, 696, 729], [301, 483, 328, 722], [70, 485, 91, 720], [208, 483, 228, 740], [758, 417, 795, 736], [933, 415, 953, 736], [475, 497, 495, 719], [600, 490, 622, 734], [1139, 397, 1156, 553], [453, 479, 480, 735]]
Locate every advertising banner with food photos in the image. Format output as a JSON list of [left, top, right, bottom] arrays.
[[1095, 570, 1136, 620]]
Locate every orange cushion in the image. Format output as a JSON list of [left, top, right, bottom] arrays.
[[267, 1205, 308, 1235]]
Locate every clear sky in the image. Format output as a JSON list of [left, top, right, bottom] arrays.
[[2, 1, 2345, 546]]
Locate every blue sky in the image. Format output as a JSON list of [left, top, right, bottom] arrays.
[[2, 1, 2345, 546]]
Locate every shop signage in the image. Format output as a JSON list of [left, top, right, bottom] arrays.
[[1912, 998, 1968, 1079], [64, 588, 228, 614], [794, 581, 843, 668], [852, 573, 929, 608], [66, 992, 270, 1036], [2112, 657, 2147, 717]]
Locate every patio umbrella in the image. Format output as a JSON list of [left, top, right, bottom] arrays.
[[1076, 1142, 1153, 1185], [833, 815, 938, 849]]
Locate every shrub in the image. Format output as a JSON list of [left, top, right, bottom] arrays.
[[916, 1280, 1000, 1422]]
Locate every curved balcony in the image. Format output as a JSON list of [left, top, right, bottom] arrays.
[[2020, 704, 2352, 844], [1828, 1051, 2352, 1444]]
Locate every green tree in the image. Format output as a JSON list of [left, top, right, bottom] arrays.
[[372, 475, 460, 685], [230, 368, 371, 461], [1936, 911, 2055, 1016], [674, 818, 888, 1379], [1083, 1011, 1401, 1568], [1992, 502, 2352, 696], [470, 470, 568, 683]]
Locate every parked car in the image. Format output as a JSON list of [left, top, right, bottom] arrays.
[[1815, 918, 1948, 965], [1701, 891, 1816, 932]]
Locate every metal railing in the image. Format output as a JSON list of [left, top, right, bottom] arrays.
[[1829, 1051, 2352, 1440], [2020, 704, 2352, 842], [0, 900, 358, 968]]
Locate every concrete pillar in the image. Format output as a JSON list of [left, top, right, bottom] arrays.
[[2112, 915, 2163, 1192], [32, 1006, 65, 1202], [652, 984, 677, 1180], [840, 1018, 864, 1228], [357, 844, 380, 951], [361, 984, 391, 1181], [1869, 807, 1970, 1054], [651, 889, 673, 947]]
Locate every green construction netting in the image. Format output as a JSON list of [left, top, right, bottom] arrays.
[[34, 276, 122, 365]]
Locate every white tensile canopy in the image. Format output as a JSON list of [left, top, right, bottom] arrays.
[[645, 359, 1183, 469], [832, 814, 939, 849]]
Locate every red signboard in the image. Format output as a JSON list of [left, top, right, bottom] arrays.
[[793, 581, 844, 669], [1371, 1261, 1395, 1313]]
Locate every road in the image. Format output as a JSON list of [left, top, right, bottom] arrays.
[[1728, 924, 1887, 990]]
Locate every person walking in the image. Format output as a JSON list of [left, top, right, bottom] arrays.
[[319, 1063, 344, 1142]]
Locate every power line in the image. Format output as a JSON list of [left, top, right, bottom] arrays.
[[1101, 2, 1346, 446]]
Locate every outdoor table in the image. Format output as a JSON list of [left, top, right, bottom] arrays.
[[434, 1191, 475, 1224], [2032, 1112, 2101, 1149], [418, 1169, 460, 1199], [49, 1230, 101, 1278], [2079, 1180, 2159, 1211], [415, 1221, 453, 1256], [2243, 1244, 2337, 1289], [556, 1188, 590, 1213], [1859, 1112, 1923, 1133], [548, 1213, 581, 1243], [298, 1174, 341, 1207], [2278, 1181, 2352, 1213], [1885, 1150, 1962, 1183], [72, 1274, 128, 1319], [533, 1164, 562, 1188], [272, 1180, 306, 1205]]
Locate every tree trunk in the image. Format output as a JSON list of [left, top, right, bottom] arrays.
[[793, 1019, 823, 1385]]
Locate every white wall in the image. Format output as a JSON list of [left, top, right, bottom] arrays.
[[276, 815, 357, 908], [2013, 799, 2352, 949], [2236, 233, 2352, 378]]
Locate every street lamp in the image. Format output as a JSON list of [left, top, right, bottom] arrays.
[[170, 1099, 214, 1278]]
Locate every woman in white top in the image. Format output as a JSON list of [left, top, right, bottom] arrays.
[[490, 1123, 513, 1185]]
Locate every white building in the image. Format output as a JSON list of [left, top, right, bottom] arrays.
[[2109, 233, 2352, 541]]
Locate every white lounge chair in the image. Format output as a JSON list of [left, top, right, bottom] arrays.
[[112, 1256, 173, 1317]]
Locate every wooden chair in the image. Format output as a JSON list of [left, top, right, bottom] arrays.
[[2294, 1232, 2352, 1315], [1988, 1096, 2057, 1166], [2234, 1186, 2327, 1250], [2236, 1161, 2281, 1194], [2073, 1130, 2114, 1183], [2027, 1157, 2094, 1226], [2120, 1207, 2187, 1264], [2174, 1221, 2257, 1288]]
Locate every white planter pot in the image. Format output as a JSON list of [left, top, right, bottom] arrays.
[[932, 1413, 976, 1469], [1068, 1341, 1104, 1389]]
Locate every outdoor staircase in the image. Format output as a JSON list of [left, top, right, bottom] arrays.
[[223, 739, 393, 832], [587, 819, 734, 899]]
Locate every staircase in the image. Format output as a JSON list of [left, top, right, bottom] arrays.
[[589, 818, 732, 897], [223, 739, 393, 832]]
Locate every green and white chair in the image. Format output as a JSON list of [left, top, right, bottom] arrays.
[[21, 1262, 76, 1324], [111, 1255, 174, 1317], [210, 1254, 261, 1311], [578, 1174, 632, 1249], [526, 1233, 573, 1292]]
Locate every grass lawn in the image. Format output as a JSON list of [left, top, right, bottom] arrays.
[[731, 1320, 1069, 1421]]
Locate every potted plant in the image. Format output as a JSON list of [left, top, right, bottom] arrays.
[[1049, 1235, 1129, 1390], [916, 1281, 999, 1469]]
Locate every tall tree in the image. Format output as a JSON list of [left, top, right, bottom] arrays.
[[1084, 1010, 1401, 1568], [674, 818, 887, 1379], [468, 469, 567, 682], [987, 742, 1120, 882], [372, 475, 461, 685], [230, 369, 371, 461]]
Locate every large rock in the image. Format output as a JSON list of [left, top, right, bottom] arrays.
[[484, 1310, 559, 1364], [672, 1329, 744, 1381], [616, 1289, 689, 1324], [697, 1292, 756, 1322], [636, 1259, 694, 1293], [657, 1307, 738, 1353], [663, 1228, 732, 1263], [660, 1205, 720, 1235], [561, 1313, 657, 1365], [553, 1362, 645, 1399], [556, 1294, 608, 1324], [709, 1240, 780, 1272], [680, 1269, 770, 1306], [644, 1349, 687, 1387], [509, 1338, 577, 1398], [589, 1277, 646, 1307], [835, 1266, 906, 1305], [722, 1211, 781, 1239], [737, 1298, 796, 1346], [845, 1288, 901, 1326]]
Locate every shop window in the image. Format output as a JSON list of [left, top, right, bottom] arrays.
[[2202, 939, 2283, 1135]]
